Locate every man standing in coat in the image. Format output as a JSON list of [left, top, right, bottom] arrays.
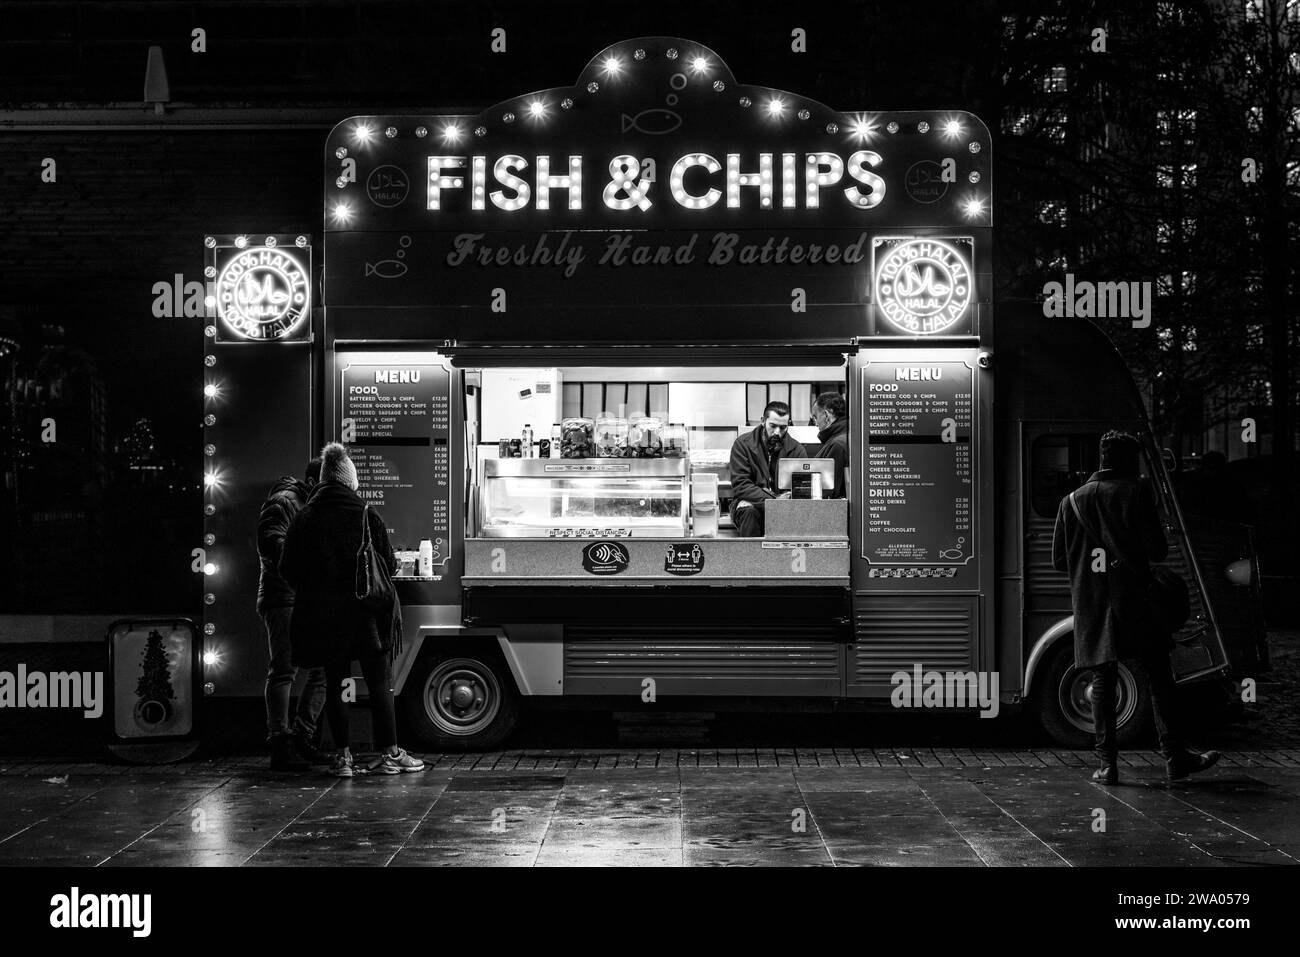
[[811, 392, 849, 499], [256, 458, 328, 771], [1052, 431, 1218, 785], [728, 401, 806, 537]]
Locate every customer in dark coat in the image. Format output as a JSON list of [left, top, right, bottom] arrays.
[[811, 392, 849, 499], [256, 457, 327, 770], [280, 442, 424, 777], [1052, 430, 1218, 785], [728, 401, 806, 536]]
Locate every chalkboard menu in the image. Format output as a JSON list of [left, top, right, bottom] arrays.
[[862, 359, 974, 565], [338, 355, 452, 570]]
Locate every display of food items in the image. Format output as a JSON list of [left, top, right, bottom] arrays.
[[594, 414, 628, 457], [628, 416, 663, 458], [660, 423, 689, 458], [560, 417, 596, 458]]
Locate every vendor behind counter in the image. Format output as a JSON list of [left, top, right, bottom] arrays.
[[728, 401, 806, 537]]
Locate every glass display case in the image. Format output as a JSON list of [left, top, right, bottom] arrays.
[[479, 459, 689, 538]]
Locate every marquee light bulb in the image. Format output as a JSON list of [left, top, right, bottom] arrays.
[[848, 115, 876, 140], [332, 202, 352, 223], [203, 383, 218, 398], [691, 56, 709, 73], [964, 196, 985, 218], [204, 472, 218, 488], [944, 118, 963, 137], [766, 98, 785, 117], [234, 235, 248, 249], [204, 295, 217, 310], [528, 100, 546, 118], [203, 651, 218, 666], [603, 56, 621, 74], [442, 123, 461, 143], [354, 124, 373, 143], [203, 563, 217, 576]]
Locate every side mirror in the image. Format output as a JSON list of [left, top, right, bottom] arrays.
[[1161, 448, 1177, 473]]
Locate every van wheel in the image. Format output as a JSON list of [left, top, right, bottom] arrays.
[[401, 650, 519, 752], [1031, 637, 1153, 749]]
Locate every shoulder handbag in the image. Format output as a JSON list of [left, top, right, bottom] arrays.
[[355, 504, 394, 609], [1068, 487, 1191, 635]]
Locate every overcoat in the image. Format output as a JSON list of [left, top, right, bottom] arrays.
[[280, 480, 399, 667], [255, 477, 312, 613], [1051, 469, 1170, 668]]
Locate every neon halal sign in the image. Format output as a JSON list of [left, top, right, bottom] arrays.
[[216, 247, 310, 341]]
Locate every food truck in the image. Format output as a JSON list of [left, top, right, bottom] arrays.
[[201, 37, 1265, 750]]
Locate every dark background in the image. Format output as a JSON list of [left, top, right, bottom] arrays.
[[1, 0, 1295, 615]]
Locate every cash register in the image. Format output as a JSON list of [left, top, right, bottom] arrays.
[[776, 458, 837, 500]]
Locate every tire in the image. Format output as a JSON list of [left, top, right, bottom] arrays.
[[400, 647, 520, 751], [1031, 636, 1154, 749]]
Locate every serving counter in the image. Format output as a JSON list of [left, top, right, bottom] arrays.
[[465, 499, 849, 585]]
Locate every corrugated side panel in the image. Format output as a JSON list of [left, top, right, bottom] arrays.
[[564, 623, 841, 690], [1025, 512, 1069, 608], [851, 595, 975, 686]]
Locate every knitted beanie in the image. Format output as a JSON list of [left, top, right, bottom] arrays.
[[319, 442, 359, 490]]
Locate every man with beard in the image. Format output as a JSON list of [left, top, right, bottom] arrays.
[[728, 401, 806, 537]]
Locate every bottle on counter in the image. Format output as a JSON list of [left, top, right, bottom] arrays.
[[550, 424, 562, 458], [521, 424, 534, 458], [418, 540, 433, 577]]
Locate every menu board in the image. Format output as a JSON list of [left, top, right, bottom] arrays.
[[339, 355, 452, 568], [862, 359, 973, 565]]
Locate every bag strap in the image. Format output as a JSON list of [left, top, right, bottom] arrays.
[[1068, 485, 1142, 575], [360, 503, 372, 549]]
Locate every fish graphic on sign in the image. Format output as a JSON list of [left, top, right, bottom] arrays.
[[938, 536, 967, 561], [365, 235, 411, 279], [619, 70, 690, 136], [621, 108, 682, 135]]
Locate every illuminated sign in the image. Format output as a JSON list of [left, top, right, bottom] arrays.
[[324, 39, 992, 235], [424, 150, 885, 213], [215, 246, 311, 342], [873, 237, 973, 336]]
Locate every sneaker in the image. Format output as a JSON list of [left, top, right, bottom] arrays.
[[1167, 749, 1220, 781], [373, 747, 426, 775], [329, 751, 355, 778]]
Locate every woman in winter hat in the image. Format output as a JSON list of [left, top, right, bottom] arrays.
[[280, 442, 424, 776]]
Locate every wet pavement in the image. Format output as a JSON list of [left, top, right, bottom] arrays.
[[3, 748, 1299, 866]]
